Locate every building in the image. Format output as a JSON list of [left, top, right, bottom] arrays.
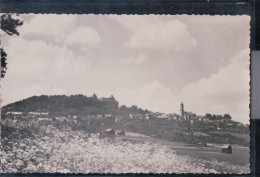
[[117, 130, 126, 136], [186, 112, 197, 118], [222, 144, 232, 154], [145, 114, 150, 120], [7, 112, 22, 115], [115, 116, 124, 123], [105, 128, 115, 135], [87, 115, 96, 119], [104, 114, 115, 125], [29, 112, 49, 115], [101, 96, 119, 109], [56, 117, 68, 122], [37, 118, 52, 121], [97, 114, 103, 120], [180, 102, 184, 118]]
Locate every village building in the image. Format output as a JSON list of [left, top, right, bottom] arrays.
[[115, 116, 124, 123], [101, 96, 119, 109], [56, 117, 68, 122], [7, 111, 22, 115], [104, 114, 115, 125], [87, 115, 96, 119], [105, 128, 115, 135], [117, 130, 126, 136], [97, 114, 103, 120], [29, 112, 49, 115], [222, 144, 232, 154], [180, 102, 184, 119], [104, 114, 112, 118], [145, 114, 150, 120], [37, 118, 52, 121]]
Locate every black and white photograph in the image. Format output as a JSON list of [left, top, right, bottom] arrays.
[[0, 14, 250, 173]]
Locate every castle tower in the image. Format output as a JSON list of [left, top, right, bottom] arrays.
[[180, 102, 184, 118]]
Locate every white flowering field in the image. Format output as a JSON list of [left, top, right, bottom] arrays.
[[1, 122, 248, 173]]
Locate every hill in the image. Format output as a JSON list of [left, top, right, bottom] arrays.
[[1, 94, 149, 116], [2, 95, 116, 115]]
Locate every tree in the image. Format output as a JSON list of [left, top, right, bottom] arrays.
[[224, 114, 232, 120], [92, 93, 98, 99], [205, 113, 212, 119], [1, 48, 7, 78], [110, 95, 115, 100], [1, 14, 23, 78]]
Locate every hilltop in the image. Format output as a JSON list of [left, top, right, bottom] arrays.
[[2, 94, 150, 116]]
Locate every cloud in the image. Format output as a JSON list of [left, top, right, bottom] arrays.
[[20, 15, 77, 43], [111, 15, 197, 51], [179, 49, 250, 124], [2, 15, 250, 125], [119, 53, 149, 64], [1, 37, 92, 105], [20, 15, 101, 50], [115, 49, 250, 124], [115, 81, 175, 112], [64, 26, 101, 46], [5, 37, 91, 78]]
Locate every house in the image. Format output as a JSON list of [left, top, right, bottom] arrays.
[[172, 113, 181, 121], [87, 115, 96, 119], [157, 113, 167, 119], [203, 117, 210, 122], [105, 128, 115, 135], [222, 144, 232, 154], [29, 112, 49, 115], [36, 112, 49, 115], [186, 111, 196, 118], [7, 112, 22, 115], [104, 114, 115, 125], [56, 117, 68, 122], [117, 130, 125, 136], [145, 114, 150, 120], [97, 114, 103, 120], [37, 118, 52, 121], [115, 116, 124, 123], [129, 114, 143, 120], [104, 114, 112, 117], [227, 123, 235, 128], [236, 122, 243, 127]]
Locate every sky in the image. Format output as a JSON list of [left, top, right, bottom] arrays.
[[0, 14, 250, 124]]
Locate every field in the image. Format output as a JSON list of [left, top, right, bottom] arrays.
[[208, 131, 250, 143], [0, 120, 250, 173], [119, 131, 249, 167]]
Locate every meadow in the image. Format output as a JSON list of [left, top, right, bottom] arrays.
[[0, 120, 249, 173]]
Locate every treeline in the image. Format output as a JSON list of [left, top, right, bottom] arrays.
[[2, 95, 114, 115], [2, 94, 149, 116], [205, 113, 232, 120]]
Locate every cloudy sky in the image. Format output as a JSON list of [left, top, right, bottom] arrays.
[[1, 15, 250, 123]]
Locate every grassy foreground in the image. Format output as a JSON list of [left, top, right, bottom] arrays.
[[1, 123, 249, 173]]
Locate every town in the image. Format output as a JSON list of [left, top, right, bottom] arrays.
[[2, 95, 249, 147], [1, 95, 250, 173]]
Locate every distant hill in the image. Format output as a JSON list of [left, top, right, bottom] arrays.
[[2, 94, 149, 116], [2, 94, 119, 115]]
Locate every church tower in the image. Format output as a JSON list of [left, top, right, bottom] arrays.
[[180, 102, 184, 118]]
